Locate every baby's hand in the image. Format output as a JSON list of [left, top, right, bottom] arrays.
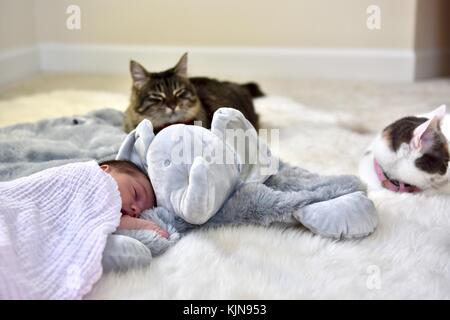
[[118, 215, 169, 239], [141, 220, 170, 239]]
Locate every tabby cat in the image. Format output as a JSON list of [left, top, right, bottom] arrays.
[[123, 53, 263, 133]]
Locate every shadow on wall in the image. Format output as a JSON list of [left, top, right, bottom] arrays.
[[414, 0, 450, 78], [439, 0, 450, 74]]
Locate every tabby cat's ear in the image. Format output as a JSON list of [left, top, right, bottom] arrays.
[[130, 60, 149, 89], [173, 52, 188, 78]]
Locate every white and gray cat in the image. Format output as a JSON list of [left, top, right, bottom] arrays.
[[359, 105, 450, 193]]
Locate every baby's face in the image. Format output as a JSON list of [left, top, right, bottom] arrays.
[[102, 166, 155, 217]]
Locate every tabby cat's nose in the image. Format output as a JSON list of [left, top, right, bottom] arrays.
[[167, 105, 179, 113]]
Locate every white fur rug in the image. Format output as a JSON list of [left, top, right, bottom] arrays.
[[2, 92, 448, 299]]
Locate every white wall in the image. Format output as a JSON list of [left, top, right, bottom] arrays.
[[0, 0, 39, 86], [33, 0, 417, 49], [1, 0, 448, 84]]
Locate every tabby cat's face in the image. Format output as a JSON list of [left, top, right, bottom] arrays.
[[127, 53, 202, 132]]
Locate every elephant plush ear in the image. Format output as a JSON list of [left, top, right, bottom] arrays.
[[116, 119, 155, 173], [211, 107, 278, 182]]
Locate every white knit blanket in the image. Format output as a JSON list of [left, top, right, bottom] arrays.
[[0, 161, 121, 299]]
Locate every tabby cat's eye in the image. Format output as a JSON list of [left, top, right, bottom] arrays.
[[147, 93, 165, 101], [147, 97, 163, 104], [135, 95, 163, 113], [175, 89, 190, 99], [135, 104, 150, 113]]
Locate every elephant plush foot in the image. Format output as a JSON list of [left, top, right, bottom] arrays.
[[293, 191, 378, 239]]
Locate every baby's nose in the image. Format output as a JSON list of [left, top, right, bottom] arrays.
[[129, 204, 140, 217]]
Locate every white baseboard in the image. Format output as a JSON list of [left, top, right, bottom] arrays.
[[39, 43, 417, 82], [0, 46, 40, 88], [3, 44, 446, 84]]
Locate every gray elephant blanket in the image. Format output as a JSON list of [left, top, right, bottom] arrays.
[[0, 109, 378, 273]]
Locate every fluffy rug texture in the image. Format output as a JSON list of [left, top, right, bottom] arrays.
[[1, 91, 449, 299]]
